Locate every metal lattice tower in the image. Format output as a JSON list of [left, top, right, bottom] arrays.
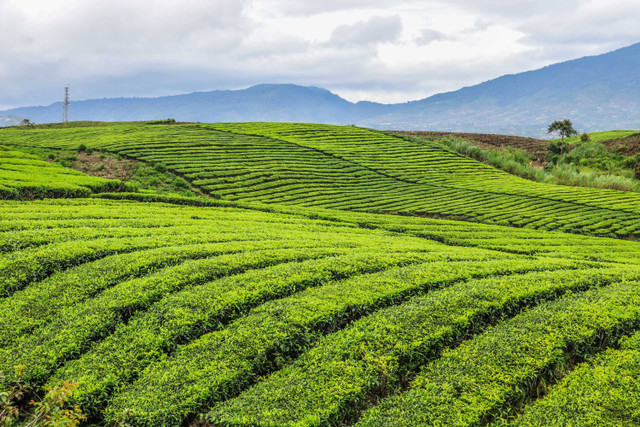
[[62, 85, 70, 123]]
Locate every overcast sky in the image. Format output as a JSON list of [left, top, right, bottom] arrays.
[[1, 0, 639, 109]]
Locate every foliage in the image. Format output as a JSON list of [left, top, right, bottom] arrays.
[[4, 123, 640, 426], [146, 118, 176, 125], [557, 130, 639, 145], [512, 331, 640, 426], [208, 266, 632, 426], [0, 146, 127, 200], [153, 162, 167, 173], [580, 132, 591, 143], [1, 191, 640, 425], [433, 136, 544, 182], [0, 365, 85, 426], [547, 119, 578, 141], [4, 122, 640, 237], [357, 280, 640, 426], [546, 140, 570, 160], [408, 133, 640, 194]]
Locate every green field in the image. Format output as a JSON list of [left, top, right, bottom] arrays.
[[556, 130, 640, 145], [4, 122, 640, 237], [2, 122, 640, 426]]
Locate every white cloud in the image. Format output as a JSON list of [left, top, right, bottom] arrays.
[[328, 15, 403, 46], [0, 0, 639, 108]]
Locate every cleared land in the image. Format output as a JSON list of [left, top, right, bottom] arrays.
[[396, 130, 550, 162]]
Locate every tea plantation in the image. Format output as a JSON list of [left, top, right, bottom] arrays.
[[1, 122, 640, 426]]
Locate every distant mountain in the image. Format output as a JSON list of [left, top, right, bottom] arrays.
[[2, 42, 639, 137], [0, 115, 22, 127], [361, 42, 640, 136], [1, 84, 387, 126]]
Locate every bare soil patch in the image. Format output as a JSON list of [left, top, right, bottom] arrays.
[[601, 135, 640, 157], [56, 152, 139, 181]]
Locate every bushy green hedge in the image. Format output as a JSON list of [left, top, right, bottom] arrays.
[[357, 280, 640, 426]]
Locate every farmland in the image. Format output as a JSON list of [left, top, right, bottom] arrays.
[[2, 122, 640, 426], [4, 122, 640, 237]]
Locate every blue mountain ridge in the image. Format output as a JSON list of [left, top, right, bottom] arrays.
[[3, 42, 639, 137]]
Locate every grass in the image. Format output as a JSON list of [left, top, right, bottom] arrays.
[[409, 134, 640, 193], [556, 130, 640, 145]]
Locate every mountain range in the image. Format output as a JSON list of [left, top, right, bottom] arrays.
[[2, 42, 639, 137]]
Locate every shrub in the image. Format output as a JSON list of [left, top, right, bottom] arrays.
[[147, 118, 176, 125], [0, 365, 86, 426], [153, 163, 167, 173], [174, 177, 190, 189], [77, 144, 87, 153]]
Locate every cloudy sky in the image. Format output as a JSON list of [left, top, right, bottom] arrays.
[[1, 0, 639, 109]]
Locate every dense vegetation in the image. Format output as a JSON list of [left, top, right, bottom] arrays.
[[2, 122, 640, 426], [405, 130, 640, 192], [0, 145, 124, 199], [4, 122, 640, 238]]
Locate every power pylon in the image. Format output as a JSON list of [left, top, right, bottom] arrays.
[[62, 85, 70, 123]]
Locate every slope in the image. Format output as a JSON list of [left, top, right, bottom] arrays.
[[0, 145, 125, 199], [2, 130, 640, 426], [4, 122, 640, 238], [0, 84, 387, 125], [360, 42, 640, 135]]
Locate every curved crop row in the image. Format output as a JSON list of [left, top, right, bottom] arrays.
[[357, 279, 640, 426], [0, 145, 124, 199], [207, 265, 638, 426], [106, 256, 559, 426], [510, 330, 640, 426], [4, 123, 640, 237]]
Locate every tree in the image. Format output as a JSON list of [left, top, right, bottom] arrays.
[[19, 119, 33, 127], [547, 119, 578, 142]]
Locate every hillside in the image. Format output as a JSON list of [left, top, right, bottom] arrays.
[[4, 122, 640, 238], [566, 130, 640, 157], [361, 42, 640, 135], [0, 84, 387, 126], [0, 115, 21, 127], [395, 131, 550, 162], [0, 145, 124, 199], [2, 123, 640, 426], [3, 42, 640, 137]]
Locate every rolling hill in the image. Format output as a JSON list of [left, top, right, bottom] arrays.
[[2, 122, 640, 426], [2, 42, 640, 137], [4, 122, 640, 237]]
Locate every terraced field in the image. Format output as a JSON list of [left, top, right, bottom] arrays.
[[0, 145, 123, 199], [4, 122, 640, 237], [2, 122, 640, 426]]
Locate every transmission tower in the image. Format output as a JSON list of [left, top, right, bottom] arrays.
[[62, 85, 70, 123]]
